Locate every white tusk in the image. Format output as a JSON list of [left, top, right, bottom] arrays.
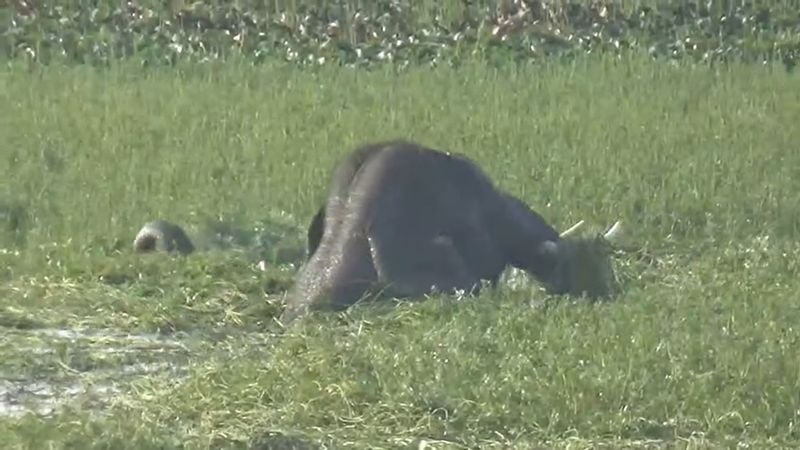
[[560, 219, 585, 237], [603, 220, 623, 241]]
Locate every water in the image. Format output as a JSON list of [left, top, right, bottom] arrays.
[[1, 327, 193, 419]]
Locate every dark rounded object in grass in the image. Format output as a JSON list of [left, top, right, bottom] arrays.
[[132, 219, 195, 256]]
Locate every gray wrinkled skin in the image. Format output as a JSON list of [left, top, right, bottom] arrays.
[[132, 219, 195, 256], [282, 140, 567, 325], [305, 142, 388, 259]]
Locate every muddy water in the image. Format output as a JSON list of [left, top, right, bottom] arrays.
[[1, 327, 194, 419], [1, 378, 120, 418]]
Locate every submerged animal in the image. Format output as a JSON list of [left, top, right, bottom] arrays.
[[282, 139, 621, 325], [132, 219, 195, 255]]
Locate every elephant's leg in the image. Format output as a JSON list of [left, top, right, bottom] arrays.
[[367, 226, 479, 299]]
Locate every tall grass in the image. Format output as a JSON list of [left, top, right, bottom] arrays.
[[2, 55, 800, 256], [2, 56, 799, 261], [1, 54, 799, 448]]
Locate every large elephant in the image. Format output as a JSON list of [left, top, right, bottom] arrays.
[[283, 140, 621, 325]]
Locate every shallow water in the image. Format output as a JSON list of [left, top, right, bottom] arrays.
[[0, 327, 193, 419], [0, 378, 119, 418]]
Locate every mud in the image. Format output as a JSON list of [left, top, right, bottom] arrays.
[[0, 327, 193, 419]]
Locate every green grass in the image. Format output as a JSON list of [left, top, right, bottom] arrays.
[[1, 54, 800, 448]]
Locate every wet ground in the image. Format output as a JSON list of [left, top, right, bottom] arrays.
[[0, 267, 544, 420], [1, 327, 196, 418]]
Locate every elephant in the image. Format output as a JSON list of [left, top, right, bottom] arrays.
[[282, 139, 621, 325]]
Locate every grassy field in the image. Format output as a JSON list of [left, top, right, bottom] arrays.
[[1, 54, 800, 448]]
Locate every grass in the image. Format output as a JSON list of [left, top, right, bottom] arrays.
[[1, 54, 799, 448]]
